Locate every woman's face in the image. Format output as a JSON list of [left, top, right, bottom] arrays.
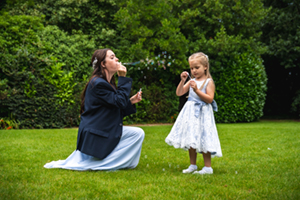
[[103, 50, 119, 74]]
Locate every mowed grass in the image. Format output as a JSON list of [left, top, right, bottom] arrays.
[[0, 121, 299, 199]]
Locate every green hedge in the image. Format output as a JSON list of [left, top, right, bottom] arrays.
[[123, 52, 179, 124], [0, 14, 94, 128], [0, 0, 269, 127], [214, 53, 267, 122], [0, 14, 268, 127], [200, 27, 268, 122], [123, 51, 267, 124]]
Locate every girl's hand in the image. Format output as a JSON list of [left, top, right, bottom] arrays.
[[130, 91, 142, 104], [190, 80, 198, 91], [180, 71, 189, 81], [117, 63, 127, 77]]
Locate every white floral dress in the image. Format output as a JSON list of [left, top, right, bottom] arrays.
[[165, 78, 222, 157]]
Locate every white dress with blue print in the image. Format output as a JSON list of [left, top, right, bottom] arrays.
[[165, 78, 222, 157]]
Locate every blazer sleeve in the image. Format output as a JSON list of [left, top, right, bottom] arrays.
[[92, 77, 133, 109], [122, 99, 136, 117]]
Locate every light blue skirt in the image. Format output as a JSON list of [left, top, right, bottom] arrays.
[[44, 126, 145, 171]]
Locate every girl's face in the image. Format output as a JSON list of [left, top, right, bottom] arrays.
[[189, 59, 207, 79], [103, 50, 119, 74]]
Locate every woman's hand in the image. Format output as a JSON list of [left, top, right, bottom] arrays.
[[117, 63, 127, 77], [130, 91, 142, 104]]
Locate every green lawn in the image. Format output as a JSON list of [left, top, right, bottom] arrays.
[[0, 121, 299, 199]]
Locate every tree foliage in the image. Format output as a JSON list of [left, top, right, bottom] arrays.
[[115, 0, 268, 122], [0, 0, 271, 127], [262, 0, 300, 69], [4, 0, 119, 49], [262, 0, 300, 117]]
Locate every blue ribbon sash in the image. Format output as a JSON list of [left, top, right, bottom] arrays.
[[187, 96, 218, 118]]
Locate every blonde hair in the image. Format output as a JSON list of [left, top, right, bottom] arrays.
[[188, 52, 213, 90]]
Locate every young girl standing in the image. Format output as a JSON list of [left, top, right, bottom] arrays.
[[165, 52, 222, 174]]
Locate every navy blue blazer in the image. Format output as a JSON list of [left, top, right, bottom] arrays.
[[76, 76, 136, 159]]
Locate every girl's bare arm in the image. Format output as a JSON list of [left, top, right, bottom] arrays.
[[193, 80, 215, 103], [176, 71, 190, 96]]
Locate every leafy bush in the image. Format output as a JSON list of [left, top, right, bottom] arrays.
[[123, 52, 179, 124], [123, 26, 268, 123], [4, 0, 119, 49], [115, 0, 268, 123], [0, 0, 269, 126], [0, 117, 20, 129], [213, 52, 267, 122], [197, 27, 268, 122], [0, 13, 95, 128]]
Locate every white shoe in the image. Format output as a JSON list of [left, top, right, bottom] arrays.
[[193, 167, 213, 175], [182, 165, 197, 174]]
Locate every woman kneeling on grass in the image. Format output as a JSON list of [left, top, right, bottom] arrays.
[[44, 48, 145, 171]]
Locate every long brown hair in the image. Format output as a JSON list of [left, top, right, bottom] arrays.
[[189, 52, 213, 90], [80, 49, 117, 114]]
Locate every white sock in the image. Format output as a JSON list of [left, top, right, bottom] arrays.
[[190, 164, 197, 169], [203, 166, 212, 171]]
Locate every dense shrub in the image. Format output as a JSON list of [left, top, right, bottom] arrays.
[[123, 52, 179, 124], [196, 27, 268, 122], [123, 25, 268, 123], [0, 14, 95, 128], [123, 49, 268, 124], [4, 0, 119, 49], [0, 0, 270, 127], [115, 0, 268, 123], [213, 52, 267, 122]]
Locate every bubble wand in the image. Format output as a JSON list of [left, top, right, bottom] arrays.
[[186, 72, 192, 80]]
